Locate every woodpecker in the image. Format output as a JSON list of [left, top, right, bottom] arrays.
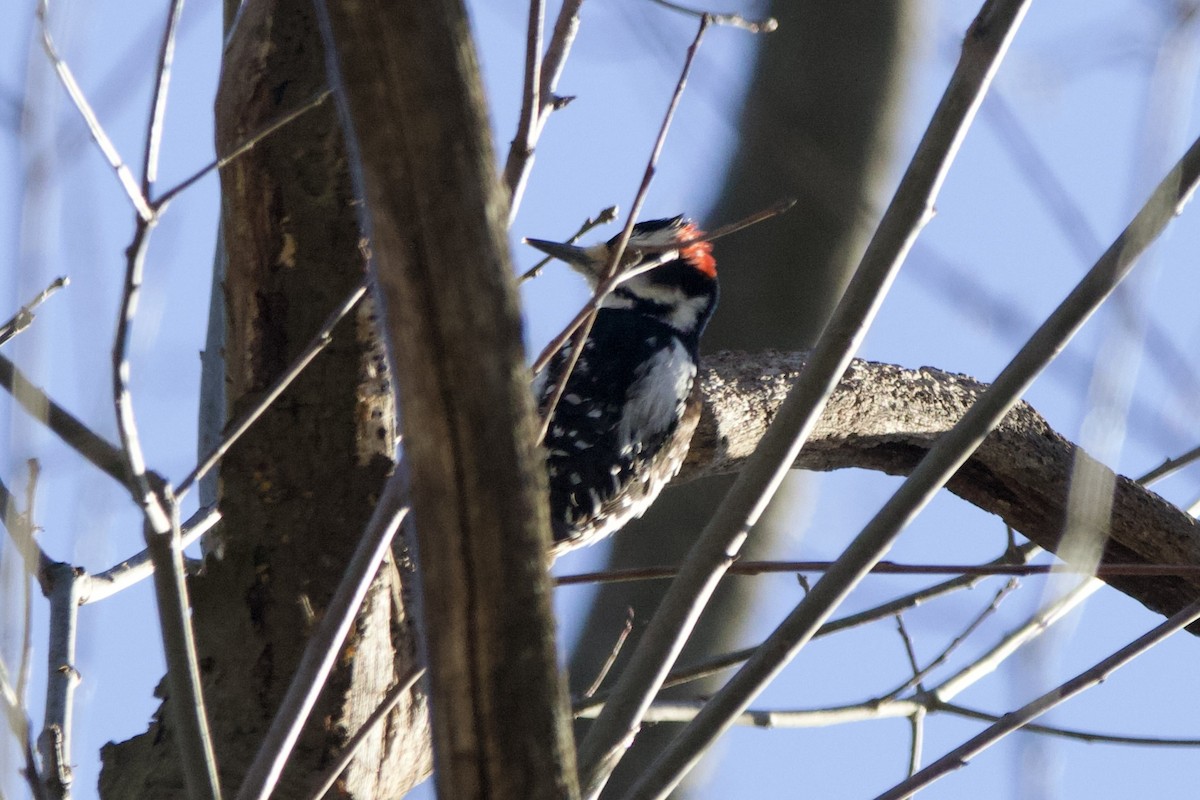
[[526, 216, 718, 555]]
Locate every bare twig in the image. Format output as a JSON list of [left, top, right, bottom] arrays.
[[17, 462, 41, 707], [573, 542, 1042, 720], [671, 197, 795, 248], [1136, 441, 1200, 486], [0, 477, 48, 800], [36, 0, 153, 221], [82, 504, 220, 605], [504, 0, 544, 213], [555, 558, 1200, 585], [930, 579, 1101, 704], [0, 474, 51, 594], [503, 0, 585, 219], [647, 0, 777, 33], [576, 698, 924, 727], [176, 280, 368, 499], [577, 4, 1033, 792], [113, 222, 171, 531], [893, 615, 921, 685], [519, 205, 619, 283], [0, 354, 132, 489], [299, 665, 426, 800], [584, 610, 635, 698], [577, 695, 1200, 748], [235, 474, 409, 800], [0, 277, 68, 348], [881, 580, 1017, 703], [935, 701, 1200, 747], [144, 499, 223, 800], [22, 729, 49, 800], [141, 0, 187, 190], [158, 90, 332, 206], [103, 7, 223, 792], [907, 708, 925, 779], [878, 599, 1200, 799], [38, 562, 81, 800], [536, 16, 710, 451]]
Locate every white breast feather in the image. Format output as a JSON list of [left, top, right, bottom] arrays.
[[617, 338, 694, 451]]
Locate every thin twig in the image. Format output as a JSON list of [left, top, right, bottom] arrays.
[[22, 727, 49, 800], [535, 16, 710, 452], [504, 0, 544, 211], [17, 462, 41, 707], [573, 542, 1042, 720], [1136, 441, 1200, 486], [577, 695, 1200, 748], [935, 701, 1200, 747], [577, 4, 1033, 792], [907, 708, 925, 780], [930, 579, 1101, 704], [176, 280, 367, 499], [584, 610, 635, 698], [575, 698, 923, 727], [647, 0, 777, 33], [893, 615, 921, 686], [0, 475, 51, 597], [36, 0, 153, 221], [0, 661, 44, 800], [877, 599, 1200, 799], [673, 197, 795, 247], [0, 661, 25, 743], [554, 558, 1200, 585], [299, 665, 426, 800], [881, 580, 1017, 703], [141, 0, 187, 190], [503, 0, 585, 221], [157, 90, 332, 206], [38, 563, 81, 800], [82, 504, 221, 606], [144, 497, 223, 800], [0, 353, 133, 490], [235, 474, 409, 800], [0, 277, 68, 348], [518, 205, 619, 283], [113, 222, 172, 533]]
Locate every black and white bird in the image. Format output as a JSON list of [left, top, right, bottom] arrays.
[[526, 216, 718, 555]]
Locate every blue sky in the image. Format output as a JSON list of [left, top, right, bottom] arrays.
[[3, 0, 1200, 797]]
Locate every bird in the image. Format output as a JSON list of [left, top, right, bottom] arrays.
[[525, 215, 718, 555]]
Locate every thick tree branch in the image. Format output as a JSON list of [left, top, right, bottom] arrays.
[[683, 351, 1200, 626], [315, 0, 578, 798]]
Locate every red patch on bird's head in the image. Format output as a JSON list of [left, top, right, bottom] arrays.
[[679, 223, 717, 278]]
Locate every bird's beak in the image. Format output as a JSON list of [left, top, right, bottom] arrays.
[[524, 237, 592, 266]]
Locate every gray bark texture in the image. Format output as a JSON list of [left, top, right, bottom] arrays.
[[683, 352, 1200, 628], [317, 0, 579, 797], [101, 0, 430, 796]]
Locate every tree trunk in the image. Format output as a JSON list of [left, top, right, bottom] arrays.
[[100, 1, 430, 796]]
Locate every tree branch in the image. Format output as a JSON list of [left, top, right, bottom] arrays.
[[682, 351, 1200, 628], [313, 0, 578, 797]]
